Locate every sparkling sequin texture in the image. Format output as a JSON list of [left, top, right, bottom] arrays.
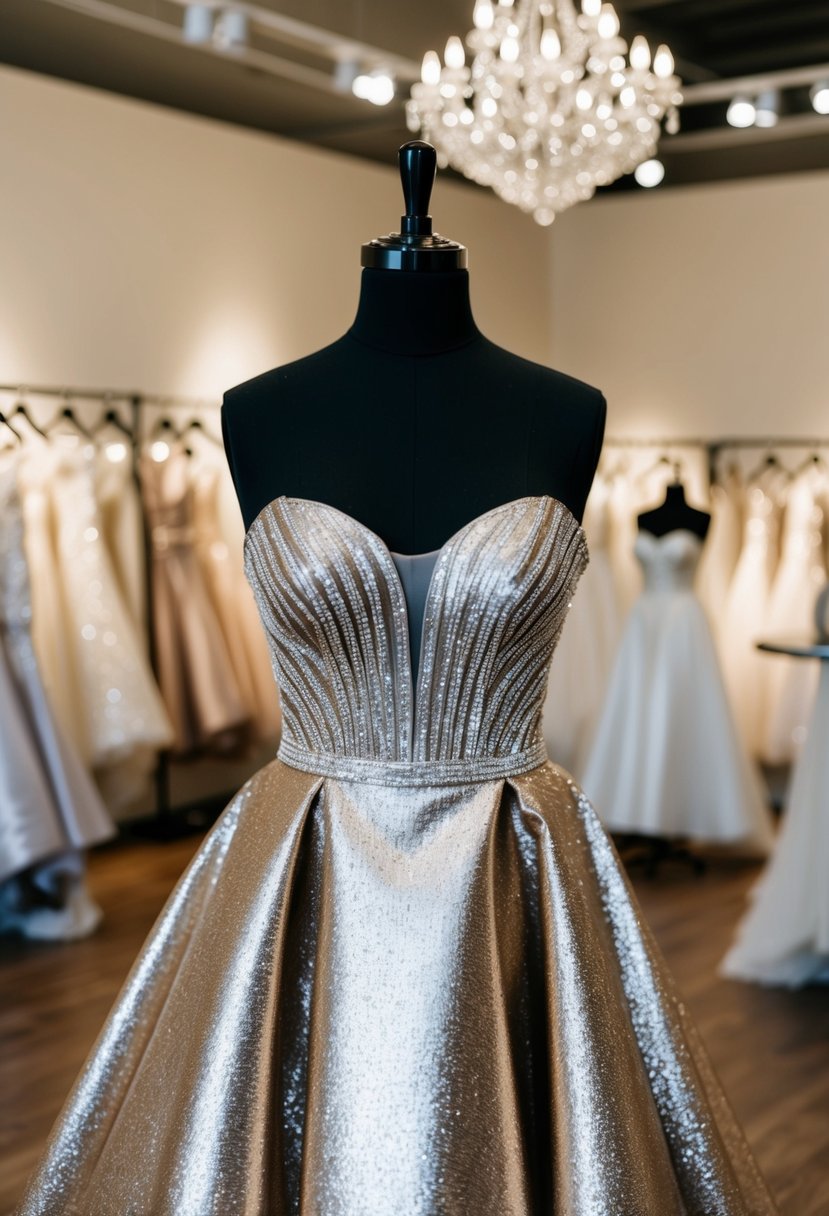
[[19, 494, 777, 1215]]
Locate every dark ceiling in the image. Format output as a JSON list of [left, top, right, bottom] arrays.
[[2, 0, 829, 195]]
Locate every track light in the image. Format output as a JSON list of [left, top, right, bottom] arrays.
[[754, 89, 778, 128], [634, 158, 665, 188], [182, 4, 213, 44], [811, 80, 829, 115], [352, 70, 395, 106], [726, 95, 756, 128]]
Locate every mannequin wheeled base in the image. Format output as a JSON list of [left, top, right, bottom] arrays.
[[614, 833, 708, 880]]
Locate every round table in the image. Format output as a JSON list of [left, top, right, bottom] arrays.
[[722, 636, 829, 987]]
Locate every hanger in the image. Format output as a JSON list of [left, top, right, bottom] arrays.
[[745, 451, 782, 484], [48, 394, 95, 441], [9, 388, 48, 438], [0, 410, 23, 446], [180, 417, 222, 446], [93, 406, 133, 440], [790, 450, 828, 479]]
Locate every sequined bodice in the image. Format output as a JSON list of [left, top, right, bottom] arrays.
[[244, 496, 587, 777], [635, 529, 702, 594]]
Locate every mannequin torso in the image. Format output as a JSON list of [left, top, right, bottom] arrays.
[[222, 269, 606, 552], [637, 482, 711, 541]]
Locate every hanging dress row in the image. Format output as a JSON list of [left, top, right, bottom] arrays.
[[140, 431, 280, 755], [0, 445, 115, 940]]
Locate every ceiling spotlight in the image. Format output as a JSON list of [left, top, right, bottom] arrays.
[[182, 4, 213, 45], [810, 80, 829, 115], [213, 8, 248, 51], [726, 95, 756, 128], [754, 89, 779, 128], [634, 157, 665, 188], [353, 70, 395, 106]]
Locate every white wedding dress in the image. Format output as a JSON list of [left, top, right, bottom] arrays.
[[541, 475, 619, 775], [695, 469, 743, 646], [581, 529, 775, 850], [720, 480, 781, 755], [760, 470, 826, 764]]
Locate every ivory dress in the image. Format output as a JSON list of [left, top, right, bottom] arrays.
[[19, 496, 776, 1215], [760, 471, 826, 764], [0, 457, 114, 940], [581, 529, 774, 850]]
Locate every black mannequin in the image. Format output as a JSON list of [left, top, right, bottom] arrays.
[[222, 143, 606, 552], [637, 478, 711, 541]]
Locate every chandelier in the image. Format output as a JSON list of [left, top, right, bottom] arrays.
[[406, 0, 682, 225]]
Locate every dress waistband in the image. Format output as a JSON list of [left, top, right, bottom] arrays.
[[276, 737, 549, 788]]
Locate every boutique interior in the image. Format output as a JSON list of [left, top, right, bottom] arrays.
[[1, 1, 829, 1212]]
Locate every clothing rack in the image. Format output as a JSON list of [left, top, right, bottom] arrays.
[[604, 434, 829, 486], [0, 384, 228, 836]]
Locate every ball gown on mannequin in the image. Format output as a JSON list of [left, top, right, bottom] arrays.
[[19, 495, 776, 1215], [582, 529, 775, 851]]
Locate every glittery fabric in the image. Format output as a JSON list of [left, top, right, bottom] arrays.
[[19, 495, 777, 1216]]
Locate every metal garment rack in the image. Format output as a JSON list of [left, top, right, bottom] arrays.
[[604, 434, 829, 485]]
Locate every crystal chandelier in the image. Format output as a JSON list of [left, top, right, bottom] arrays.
[[406, 0, 682, 225]]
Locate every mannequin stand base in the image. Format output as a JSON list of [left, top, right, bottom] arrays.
[[615, 833, 707, 880]]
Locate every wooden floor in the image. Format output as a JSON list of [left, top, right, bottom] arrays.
[[1, 838, 827, 1214]]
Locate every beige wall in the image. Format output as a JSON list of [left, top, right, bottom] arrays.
[[550, 170, 829, 439], [0, 64, 553, 397]]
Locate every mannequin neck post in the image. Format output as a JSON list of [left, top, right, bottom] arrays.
[[348, 268, 481, 356]]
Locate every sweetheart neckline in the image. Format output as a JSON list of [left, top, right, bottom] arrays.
[[243, 493, 584, 562], [636, 527, 704, 546], [244, 494, 587, 754]]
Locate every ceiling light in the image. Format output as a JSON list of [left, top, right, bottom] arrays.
[[727, 95, 756, 128], [444, 36, 466, 70], [596, 4, 620, 39], [810, 80, 829, 115], [634, 158, 664, 188], [408, 0, 680, 224], [754, 89, 778, 128], [182, 4, 213, 44], [473, 0, 495, 30], [629, 35, 650, 72], [652, 45, 674, 80], [352, 70, 395, 106]]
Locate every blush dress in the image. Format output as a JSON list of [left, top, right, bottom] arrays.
[[18, 496, 777, 1215]]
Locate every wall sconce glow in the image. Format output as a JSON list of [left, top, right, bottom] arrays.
[[182, 4, 213, 44], [634, 158, 665, 188], [353, 71, 395, 105], [810, 80, 829, 115], [754, 89, 779, 128], [727, 95, 756, 128]]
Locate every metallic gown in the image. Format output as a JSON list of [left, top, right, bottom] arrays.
[[19, 495, 777, 1215]]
